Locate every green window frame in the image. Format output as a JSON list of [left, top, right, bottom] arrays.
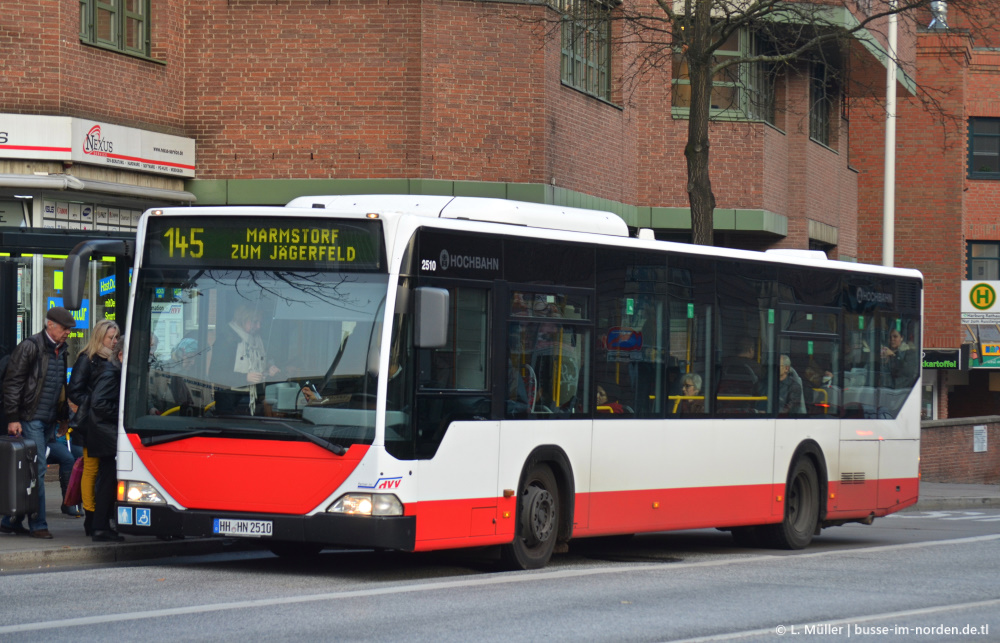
[[968, 118, 1000, 179], [968, 241, 1000, 280], [559, 0, 612, 102], [671, 30, 775, 124], [80, 0, 150, 58]]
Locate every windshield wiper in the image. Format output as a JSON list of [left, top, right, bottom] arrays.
[[263, 420, 348, 456], [141, 428, 223, 447]]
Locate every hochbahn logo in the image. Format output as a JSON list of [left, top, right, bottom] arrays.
[[83, 124, 114, 156], [438, 249, 499, 272]]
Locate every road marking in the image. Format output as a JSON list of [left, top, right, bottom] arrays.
[[668, 598, 1000, 642], [0, 534, 998, 633], [891, 510, 1000, 522]]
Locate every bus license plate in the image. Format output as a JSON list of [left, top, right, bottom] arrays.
[[213, 518, 273, 537]]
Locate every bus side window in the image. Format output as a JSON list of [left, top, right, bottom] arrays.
[[417, 288, 489, 391], [714, 261, 777, 415], [506, 290, 591, 418], [594, 248, 668, 419], [414, 286, 491, 458], [876, 315, 920, 417], [842, 315, 876, 418]]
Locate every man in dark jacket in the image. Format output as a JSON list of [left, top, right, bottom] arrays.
[[1, 307, 75, 539]]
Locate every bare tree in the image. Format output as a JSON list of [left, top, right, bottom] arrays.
[[564, 0, 996, 245]]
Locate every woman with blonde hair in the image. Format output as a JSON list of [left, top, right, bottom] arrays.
[[67, 318, 120, 536]]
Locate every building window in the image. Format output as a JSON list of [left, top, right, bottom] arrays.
[[560, 0, 612, 102], [810, 62, 836, 147], [968, 242, 1000, 280], [79, 0, 150, 58], [671, 30, 776, 124], [969, 118, 1000, 179]]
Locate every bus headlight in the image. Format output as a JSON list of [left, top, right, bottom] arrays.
[[117, 481, 166, 504], [328, 493, 403, 516]]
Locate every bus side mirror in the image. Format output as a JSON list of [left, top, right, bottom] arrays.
[[63, 252, 88, 311], [414, 287, 449, 348], [63, 239, 133, 310]]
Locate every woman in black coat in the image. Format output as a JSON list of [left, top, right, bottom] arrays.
[[88, 335, 125, 542], [67, 319, 119, 533]]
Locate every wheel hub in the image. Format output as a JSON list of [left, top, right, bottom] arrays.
[[523, 485, 555, 545]]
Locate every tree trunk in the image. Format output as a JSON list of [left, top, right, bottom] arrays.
[[685, 55, 716, 247]]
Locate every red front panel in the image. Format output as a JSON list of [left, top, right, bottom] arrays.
[[407, 495, 518, 551], [128, 434, 368, 514]]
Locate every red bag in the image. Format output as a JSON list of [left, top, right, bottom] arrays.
[[63, 457, 84, 507]]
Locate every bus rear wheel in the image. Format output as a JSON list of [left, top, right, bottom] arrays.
[[501, 463, 560, 570], [759, 457, 819, 550]]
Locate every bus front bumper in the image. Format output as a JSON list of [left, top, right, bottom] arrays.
[[114, 504, 417, 551]]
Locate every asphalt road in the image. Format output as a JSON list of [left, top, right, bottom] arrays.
[[1, 509, 997, 642]]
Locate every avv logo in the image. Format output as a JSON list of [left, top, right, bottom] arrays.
[[358, 477, 403, 490]]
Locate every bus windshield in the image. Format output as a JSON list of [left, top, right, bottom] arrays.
[[124, 267, 389, 449]]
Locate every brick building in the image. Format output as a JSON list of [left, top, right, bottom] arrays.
[[853, 7, 1000, 419], [1, 1, 906, 348]]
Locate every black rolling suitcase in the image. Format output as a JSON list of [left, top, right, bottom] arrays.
[[0, 436, 39, 516]]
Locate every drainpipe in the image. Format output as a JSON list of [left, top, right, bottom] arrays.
[[883, 2, 897, 268]]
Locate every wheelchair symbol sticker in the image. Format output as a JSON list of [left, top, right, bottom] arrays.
[[136, 508, 151, 527], [118, 507, 133, 525]]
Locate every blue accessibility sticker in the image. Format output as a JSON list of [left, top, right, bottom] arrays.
[[136, 508, 151, 527], [117, 506, 133, 526]]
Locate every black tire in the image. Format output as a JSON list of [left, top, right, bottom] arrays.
[[268, 541, 324, 559], [759, 457, 820, 549], [500, 463, 560, 570]]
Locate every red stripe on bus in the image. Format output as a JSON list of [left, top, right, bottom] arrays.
[[409, 484, 779, 551], [577, 483, 783, 536], [826, 476, 919, 519], [407, 477, 919, 551], [127, 434, 368, 514]]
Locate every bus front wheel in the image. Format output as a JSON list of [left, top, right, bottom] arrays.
[[501, 463, 560, 570], [760, 457, 820, 550]]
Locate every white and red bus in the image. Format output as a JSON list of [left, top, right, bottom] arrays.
[[65, 195, 923, 569]]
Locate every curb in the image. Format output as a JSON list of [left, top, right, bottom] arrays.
[[0, 537, 261, 573], [910, 497, 1000, 512]]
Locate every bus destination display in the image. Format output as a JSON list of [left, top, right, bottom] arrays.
[[145, 216, 382, 270]]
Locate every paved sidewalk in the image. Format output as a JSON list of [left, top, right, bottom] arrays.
[[1, 478, 997, 573], [910, 481, 1000, 511], [0, 476, 258, 572]]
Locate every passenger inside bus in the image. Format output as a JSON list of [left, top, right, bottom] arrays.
[[881, 328, 917, 389], [595, 384, 625, 414], [210, 304, 281, 414], [803, 361, 835, 414], [678, 373, 705, 414], [717, 336, 763, 413], [778, 355, 806, 415]]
